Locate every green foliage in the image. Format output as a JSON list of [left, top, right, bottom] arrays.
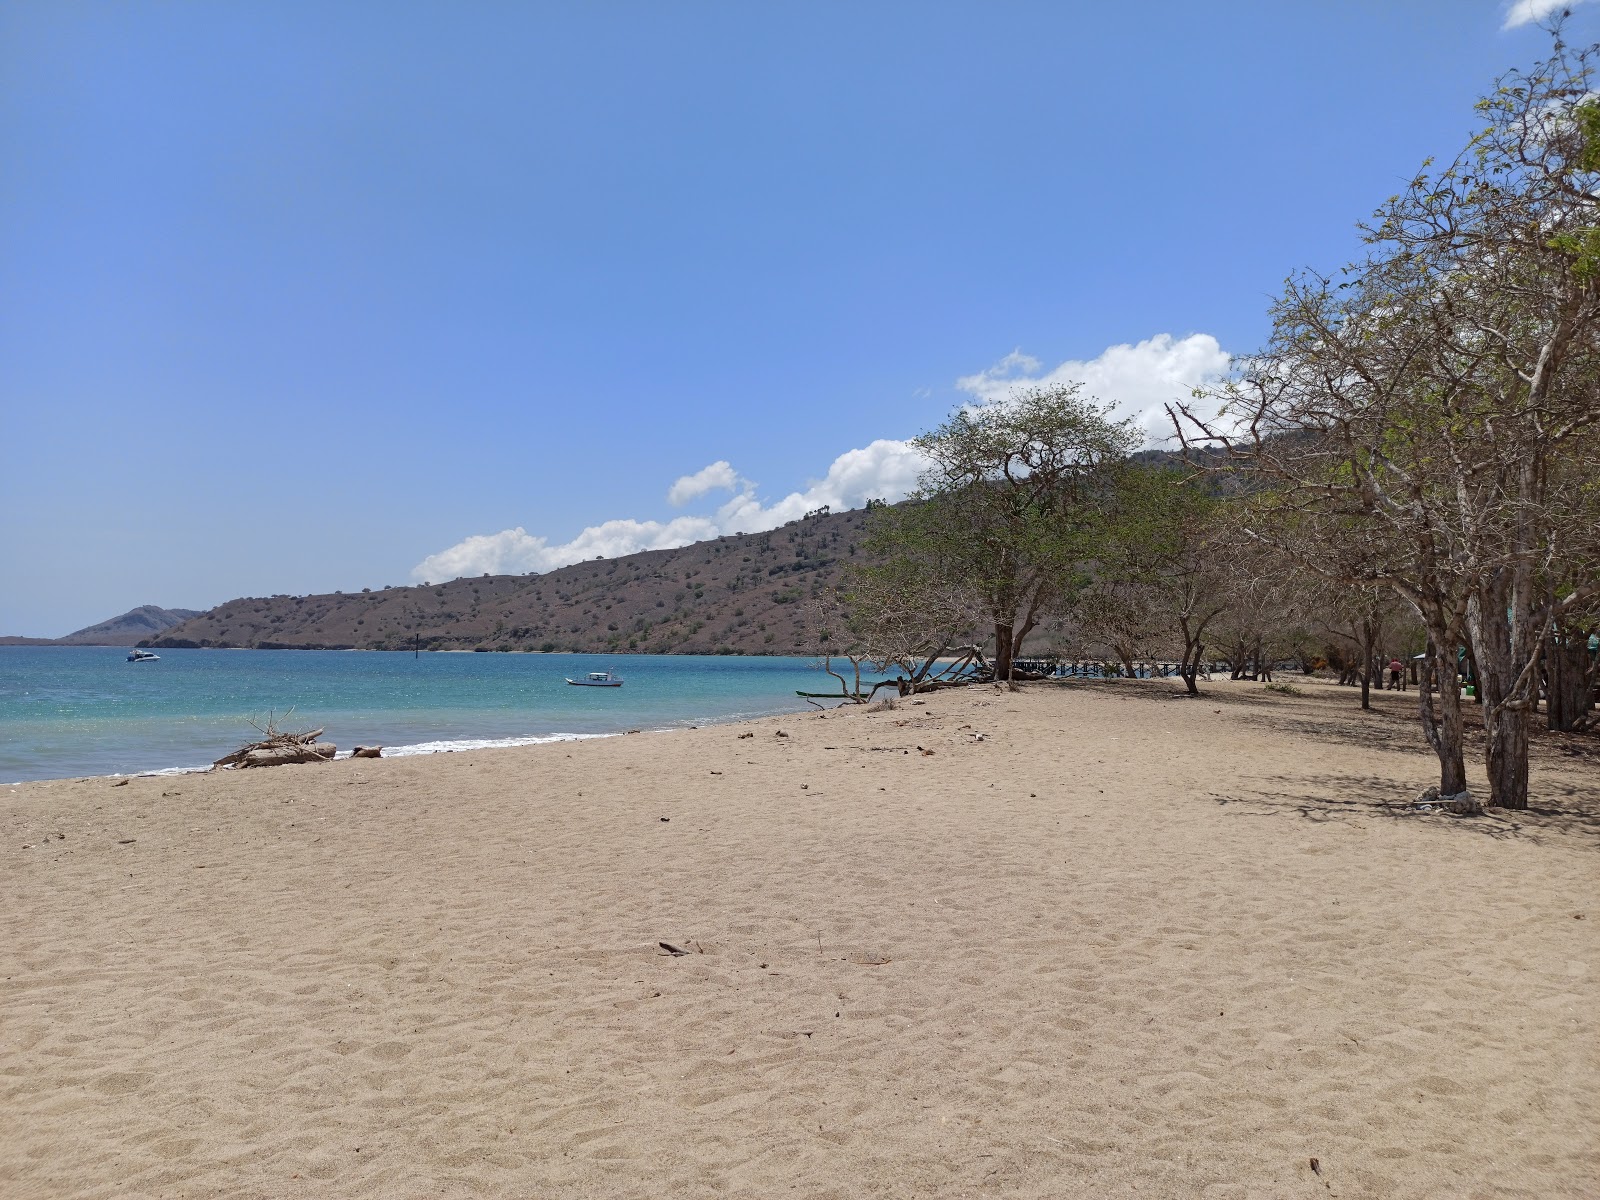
[[1573, 99, 1600, 173], [872, 383, 1138, 670], [1074, 466, 1236, 676]]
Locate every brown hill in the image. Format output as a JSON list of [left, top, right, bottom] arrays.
[[1, 605, 204, 647], [149, 508, 875, 655], [58, 605, 205, 646]]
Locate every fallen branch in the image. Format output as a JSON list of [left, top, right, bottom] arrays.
[[213, 710, 336, 769]]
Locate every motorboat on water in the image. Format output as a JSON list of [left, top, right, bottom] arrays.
[[566, 669, 623, 687], [127, 649, 160, 663]]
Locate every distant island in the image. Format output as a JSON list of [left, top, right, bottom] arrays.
[[146, 508, 871, 655], [0, 605, 204, 648]]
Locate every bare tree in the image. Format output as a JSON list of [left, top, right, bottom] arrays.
[[1174, 32, 1600, 807], [837, 562, 985, 694], [1299, 576, 1418, 710], [1074, 577, 1170, 678]]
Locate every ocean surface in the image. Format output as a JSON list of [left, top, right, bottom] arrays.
[[0, 648, 852, 782]]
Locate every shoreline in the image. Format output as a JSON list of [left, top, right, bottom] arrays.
[[4, 689, 822, 786], [4, 678, 1595, 1196], [0, 668, 1555, 790], [87, 730, 627, 783], [0, 648, 840, 785]]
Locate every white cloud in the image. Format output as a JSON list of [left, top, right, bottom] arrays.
[[714, 439, 929, 532], [1503, 0, 1592, 29], [410, 515, 725, 582], [667, 460, 743, 506], [412, 331, 1237, 583], [411, 439, 930, 583], [956, 332, 1233, 445]]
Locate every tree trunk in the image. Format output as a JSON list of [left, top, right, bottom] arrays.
[[1417, 638, 1468, 796], [1469, 570, 1540, 810], [1485, 703, 1530, 811], [1358, 617, 1375, 711], [1253, 638, 1268, 682], [1011, 603, 1044, 690], [1180, 639, 1204, 696], [1547, 631, 1598, 732], [993, 622, 1015, 683], [1479, 670, 1534, 810], [1545, 631, 1567, 731]]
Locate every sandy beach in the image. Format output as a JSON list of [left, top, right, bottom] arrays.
[[2, 678, 1596, 1198]]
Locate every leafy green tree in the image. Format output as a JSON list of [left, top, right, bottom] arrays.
[[1078, 467, 1233, 695], [878, 384, 1139, 683]]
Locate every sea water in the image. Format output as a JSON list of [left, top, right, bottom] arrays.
[[0, 648, 849, 782]]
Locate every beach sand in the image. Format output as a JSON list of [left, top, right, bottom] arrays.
[[2, 679, 1596, 1198]]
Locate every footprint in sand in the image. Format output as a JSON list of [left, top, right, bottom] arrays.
[[91, 1071, 152, 1095]]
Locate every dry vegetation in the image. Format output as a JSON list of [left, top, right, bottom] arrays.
[[149, 509, 872, 656]]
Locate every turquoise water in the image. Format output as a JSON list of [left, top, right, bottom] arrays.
[[0, 648, 848, 782]]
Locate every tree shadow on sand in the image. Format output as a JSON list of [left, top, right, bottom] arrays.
[[1041, 677, 1289, 705], [1033, 677, 1600, 844], [1254, 709, 1436, 755], [1210, 771, 1600, 848], [1212, 683, 1600, 773]]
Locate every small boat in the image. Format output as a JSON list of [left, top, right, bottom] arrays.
[[127, 649, 160, 663], [566, 669, 623, 687]]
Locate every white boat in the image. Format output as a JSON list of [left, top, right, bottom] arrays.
[[566, 669, 623, 687], [127, 649, 160, 663]]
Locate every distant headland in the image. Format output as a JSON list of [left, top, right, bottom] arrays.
[[0, 605, 203, 648]]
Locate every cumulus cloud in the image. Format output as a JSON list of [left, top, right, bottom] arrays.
[[1503, 0, 1591, 29], [714, 440, 929, 532], [411, 331, 1237, 583], [956, 332, 1233, 445], [411, 439, 930, 583], [667, 460, 744, 506], [411, 516, 726, 582]]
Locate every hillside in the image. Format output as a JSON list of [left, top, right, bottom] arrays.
[[57, 605, 204, 646], [149, 508, 875, 655], [1, 605, 204, 647]]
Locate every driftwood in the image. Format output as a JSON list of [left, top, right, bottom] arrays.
[[801, 642, 1053, 705], [241, 742, 337, 768], [799, 654, 903, 706], [893, 645, 993, 694], [213, 713, 336, 769], [351, 745, 383, 759]]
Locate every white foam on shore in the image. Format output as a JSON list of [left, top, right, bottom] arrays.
[[63, 731, 624, 785], [26, 706, 807, 786], [373, 732, 614, 758]]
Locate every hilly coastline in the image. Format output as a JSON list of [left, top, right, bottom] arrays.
[[0, 605, 204, 647], [149, 508, 873, 655]]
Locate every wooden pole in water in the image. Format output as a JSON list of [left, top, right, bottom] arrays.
[[414, 634, 419, 659]]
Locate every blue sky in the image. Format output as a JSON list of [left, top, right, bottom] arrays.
[[1, 0, 1591, 635]]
